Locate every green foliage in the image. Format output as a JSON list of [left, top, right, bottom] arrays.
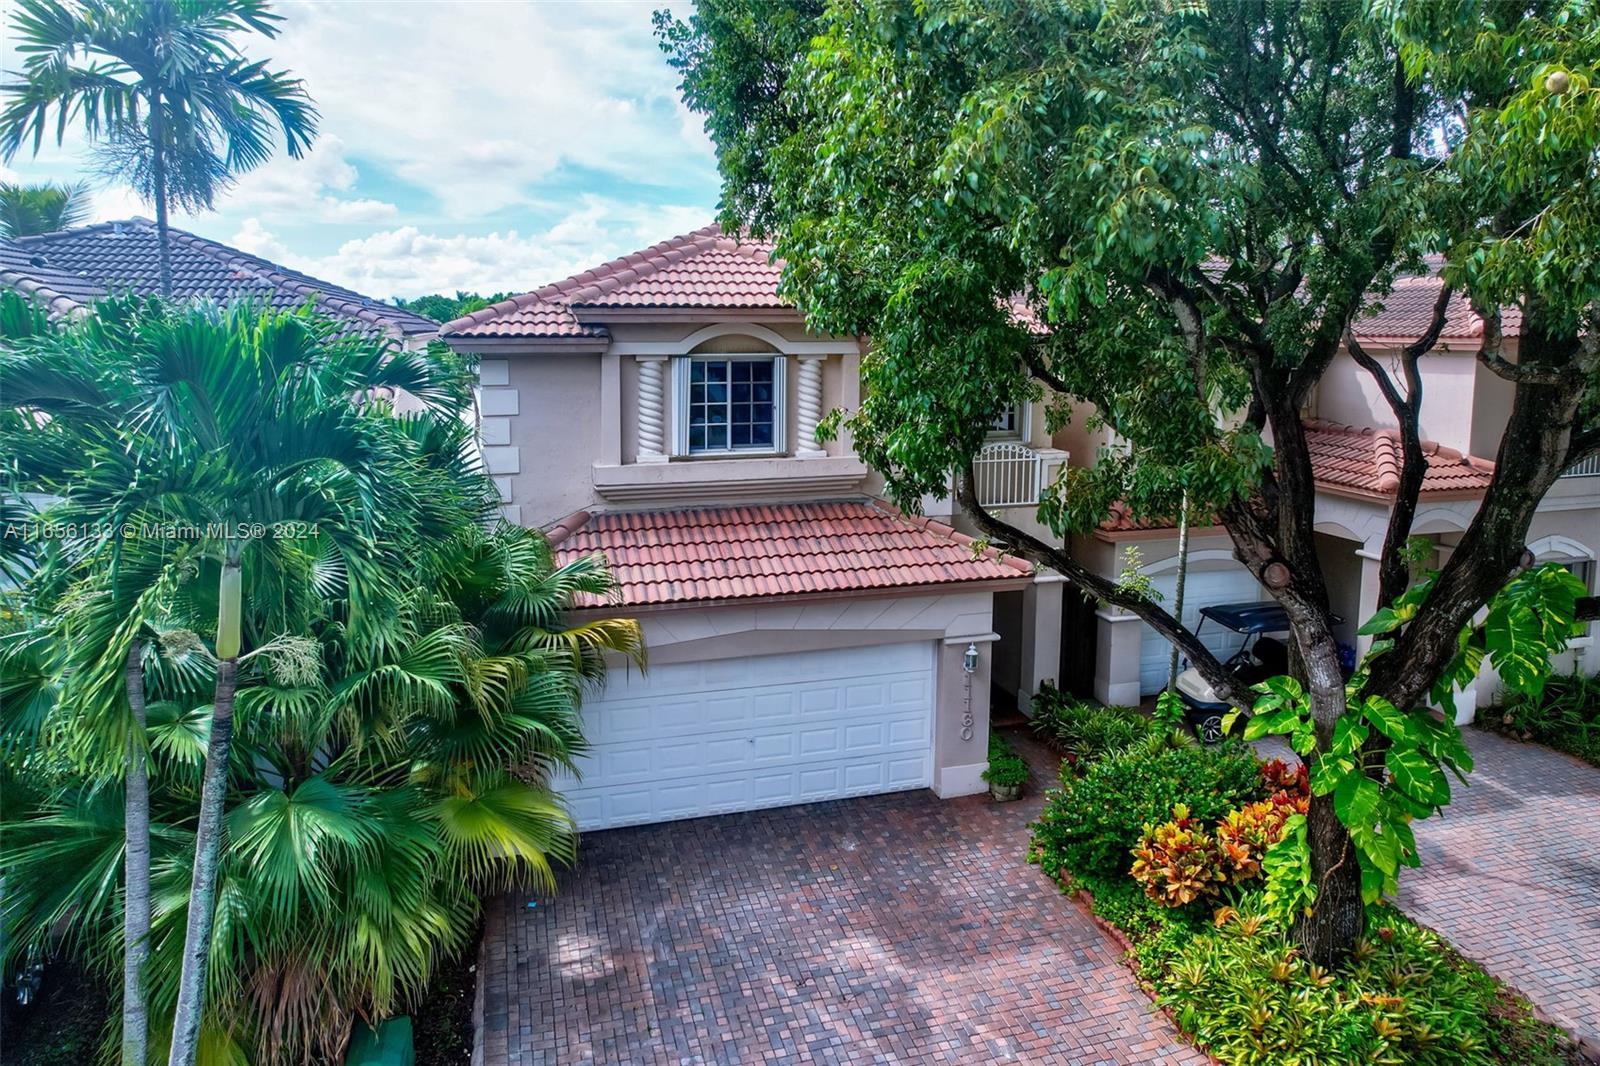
[[0, 297, 645, 1063], [0, 0, 318, 218], [1028, 686, 1160, 769], [0, 180, 90, 237], [1156, 904, 1580, 1066], [1030, 741, 1262, 884], [1153, 688, 1187, 731], [1240, 563, 1583, 903], [1480, 673, 1600, 768], [393, 291, 516, 324], [981, 732, 1028, 789]]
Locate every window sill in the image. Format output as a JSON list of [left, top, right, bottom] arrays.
[[592, 455, 869, 504]]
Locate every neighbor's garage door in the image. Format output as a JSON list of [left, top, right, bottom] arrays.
[[1138, 567, 1265, 695], [556, 642, 935, 831]]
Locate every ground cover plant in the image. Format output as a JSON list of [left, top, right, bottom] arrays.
[[1028, 686, 1161, 769], [1479, 673, 1600, 768]]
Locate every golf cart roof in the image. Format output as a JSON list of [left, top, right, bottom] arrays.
[[1198, 601, 1290, 633]]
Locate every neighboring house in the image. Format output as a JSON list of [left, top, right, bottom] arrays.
[[0, 217, 438, 342], [441, 227, 1599, 829]]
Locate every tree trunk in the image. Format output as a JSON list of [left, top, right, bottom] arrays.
[[1294, 789, 1365, 964], [167, 542, 242, 1066], [150, 97, 173, 298], [122, 639, 151, 1066], [1166, 491, 1190, 691]]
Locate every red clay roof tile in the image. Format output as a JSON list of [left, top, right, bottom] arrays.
[[1303, 418, 1495, 497], [547, 499, 1032, 608], [442, 225, 785, 340], [1097, 419, 1496, 534]]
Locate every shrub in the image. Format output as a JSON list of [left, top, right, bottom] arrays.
[[1029, 685, 1160, 768], [1480, 673, 1600, 767], [1155, 903, 1582, 1065], [1257, 757, 1310, 801], [982, 732, 1030, 789], [1214, 792, 1308, 884], [1130, 804, 1227, 906], [1030, 740, 1262, 883]]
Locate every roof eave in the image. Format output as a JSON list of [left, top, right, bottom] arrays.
[[440, 334, 609, 354], [563, 575, 1037, 617]]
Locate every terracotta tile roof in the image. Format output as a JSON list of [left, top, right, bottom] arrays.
[[1304, 419, 1495, 497], [1352, 257, 1522, 341], [546, 500, 1033, 608], [0, 219, 438, 337], [1096, 419, 1496, 535], [442, 224, 785, 340]]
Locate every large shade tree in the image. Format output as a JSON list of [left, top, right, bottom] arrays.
[[0, 0, 318, 295], [659, 0, 1600, 963]]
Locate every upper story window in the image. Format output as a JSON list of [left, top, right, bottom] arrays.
[[674, 354, 787, 456], [988, 403, 1030, 440]]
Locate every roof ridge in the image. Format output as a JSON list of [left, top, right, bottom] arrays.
[[439, 222, 783, 336], [158, 224, 434, 333], [11, 216, 157, 245]]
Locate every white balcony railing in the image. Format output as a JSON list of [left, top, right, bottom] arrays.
[[974, 441, 1044, 508], [1561, 455, 1600, 478]]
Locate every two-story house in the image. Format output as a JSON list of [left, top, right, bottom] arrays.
[[440, 226, 1041, 831], [441, 228, 1600, 830]]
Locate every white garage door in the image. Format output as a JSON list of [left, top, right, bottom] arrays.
[[1138, 567, 1266, 695], [556, 641, 935, 831]]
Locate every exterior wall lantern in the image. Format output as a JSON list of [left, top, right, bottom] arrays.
[[963, 642, 979, 675]]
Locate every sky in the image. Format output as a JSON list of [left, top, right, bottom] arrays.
[[0, 0, 723, 300]]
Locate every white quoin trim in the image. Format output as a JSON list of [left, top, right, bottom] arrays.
[[635, 355, 669, 463], [795, 354, 827, 457], [610, 321, 859, 357]]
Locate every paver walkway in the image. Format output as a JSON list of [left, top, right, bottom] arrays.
[[477, 729, 1205, 1065], [1400, 728, 1600, 1047]]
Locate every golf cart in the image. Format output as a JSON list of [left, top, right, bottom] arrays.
[[1172, 601, 1295, 743]]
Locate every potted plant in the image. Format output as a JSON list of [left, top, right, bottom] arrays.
[[983, 735, 1029, 801]]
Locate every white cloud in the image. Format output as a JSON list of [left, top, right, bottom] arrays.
[[240, 197, 713, 300], [246, 1, 718, 221], [0, 1, 721, 295]]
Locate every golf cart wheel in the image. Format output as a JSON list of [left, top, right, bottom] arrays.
[[1195, 713, 1225, 745]]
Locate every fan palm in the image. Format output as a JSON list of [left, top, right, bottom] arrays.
[[0, 0, 318, 295], [2, 294, 487, 1066], [0, 180, 91, 236]]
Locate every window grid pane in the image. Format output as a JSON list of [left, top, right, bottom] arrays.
[[687, 358, 775, 453]]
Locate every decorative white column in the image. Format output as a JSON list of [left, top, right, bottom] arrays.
[[795, 354, 827, 458], [636, 355, 668, 463]]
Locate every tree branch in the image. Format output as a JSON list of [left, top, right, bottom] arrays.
[[953, 468, 1255, 708]]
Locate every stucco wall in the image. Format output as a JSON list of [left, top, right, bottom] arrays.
[[480, 353, 600, 526], [472, 316, 872, 525], [1314, 347, 1504, 455]]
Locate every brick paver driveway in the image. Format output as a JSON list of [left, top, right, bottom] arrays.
[[477, 730, 1204, 1065], [1400, 728, 1600, 1047]]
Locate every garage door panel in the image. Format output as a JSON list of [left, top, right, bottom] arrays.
[[560, 643, 936, 830]]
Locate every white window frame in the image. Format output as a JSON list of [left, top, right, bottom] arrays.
[[986, 403, 1031, 441], [672, 353, 787, 457]]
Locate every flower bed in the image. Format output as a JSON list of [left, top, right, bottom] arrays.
[[1029, 742, 1586, 1065]]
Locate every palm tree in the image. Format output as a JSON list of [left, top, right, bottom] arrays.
[[0, 180, 91, 237], [0, 0, 318, 296], [0, 520, 642, 1064], [2, 295, 483, 1066]]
